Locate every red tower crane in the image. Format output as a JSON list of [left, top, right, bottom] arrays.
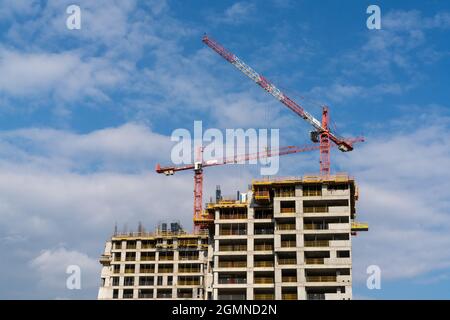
[[156, 139, 363, 231], [202, 35, 364, 176]]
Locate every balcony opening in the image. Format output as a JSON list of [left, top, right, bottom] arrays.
[[140, 252, 155, 261], [126, 241, 136, 250], [218, 272, 246, 284], [177, 289, 193, 299], [179, 263, 201, 273], [219, 207, 247, 220], [112, 241, 122, 250], [219, 239, 247, 252], [254, 271, 274, 284], [219, 223, 247, 236], [123, 289, 133, 299], [303, 184, 322, 197], [254, 255, 274, 268], [282, 269, 297, 283], [303, 199, 348, 213], [125, 252, 136, 261], [217, 288, 246, 300], [158, 252, 174, 261], [139, 264, 155, 274], [139, 276, 154, 286], [277, 252, 296, 265], [337, 250, 350, 258], [305, 269, 340, 282], [280, 235, 296, 248], [254, 239, 273, 251], [254, 208, 273, 219], [138, 289, 153, 299], [304, 233, 349, 247], [306, 286, 346, 300], [303, 217, 349, 230], [141, 240, 156, 249], [276, 219, 295, 231], [254, 223, 274, 235], [157, 289, 172, 299], [218, 256, 247, 268], [274, 186, 295, 197], [112, 277, 120, 286], [281, 287, 297, 300], [280, 201, 295, 213], [178, 276, 201, 286], [123, 276, 134, 286], [124, 264, 135, 274], [304, 251, 330, 264], [254, 288, 275, 300], [327, 183, 348, 192], [158, 264, 173, 273], [179, 251, 199, 260]]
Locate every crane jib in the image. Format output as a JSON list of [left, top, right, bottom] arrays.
[[203, 35, 351, 150]]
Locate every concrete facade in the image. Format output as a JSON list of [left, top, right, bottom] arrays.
[[98, 228, 213, 300], [98, 174, 365, 300]]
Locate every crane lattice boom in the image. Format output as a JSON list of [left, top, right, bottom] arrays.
[[202, 34, 353, 152]]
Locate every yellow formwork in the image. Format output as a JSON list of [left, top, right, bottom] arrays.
[[252, 173, 353, 186], [351, 221, 369, 232]]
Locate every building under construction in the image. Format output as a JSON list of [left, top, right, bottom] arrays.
[[97, 174, 367, 300]]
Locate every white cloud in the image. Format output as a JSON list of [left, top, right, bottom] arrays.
[[0, 0, 40, 20], [0, 49, 127, 101], [310, 83, 364, 104], [0, 0, 187, 114], [0, 123, 171, 172], [340, 113, 450, 282], [0, 122, 261, 298], [30, 247, 99, 291], [214, 2, 256, 25]]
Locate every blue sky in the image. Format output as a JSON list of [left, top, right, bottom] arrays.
[[0, 0, 449, 299]]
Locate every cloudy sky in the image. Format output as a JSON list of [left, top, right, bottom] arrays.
[[0, 0, 449, 299]]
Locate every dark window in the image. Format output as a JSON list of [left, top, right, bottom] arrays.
[[123, 289, 133, 299], [337, 250, 350, 258], [138, 289, 153, 299], [112, 277, 120, 286], [139, 276, 154, 286], [124, 276, 134, 286]]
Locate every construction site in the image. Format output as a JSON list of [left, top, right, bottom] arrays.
[[97, 35, 369, 300]]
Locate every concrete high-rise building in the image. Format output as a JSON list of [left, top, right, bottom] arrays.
[[98, 174, 367, 300], [98, 223, 213, 300]]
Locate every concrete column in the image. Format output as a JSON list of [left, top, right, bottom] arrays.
[[172, 286, 177, 299], [298, 286, 306, 300], [247, 286, 253, 300], [295, 184, 302, 197], [275, 284, 282, 300]]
